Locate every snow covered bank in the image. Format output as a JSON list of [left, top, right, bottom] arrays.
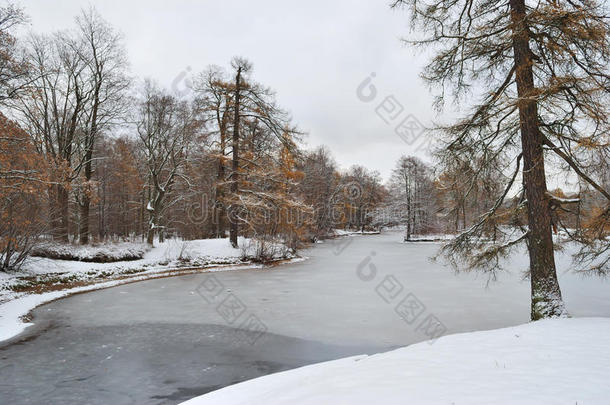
[[404, 233, 455, 242], [31, 241, 149, 262], [181, 318, 610, 405], [2, 237, 292, 294], [0, 237, 297, 343], [331, 229, 381, 236]]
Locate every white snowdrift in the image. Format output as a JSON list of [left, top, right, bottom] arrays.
[[181, 318, 610, 405], [31, 241, 148, 262], [332, 229, 380, 236], [16, 237, 291, 277]]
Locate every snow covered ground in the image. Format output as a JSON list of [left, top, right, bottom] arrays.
[[1, 237, 293, 293], [405, 233, 455, 241], [30, 241, 149, 262], [331, 229, 381, 236], [181, 318, 610, 405], [0, 237, 297, 343]]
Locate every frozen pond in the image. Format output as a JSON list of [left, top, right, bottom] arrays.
[[1, 232, 609, 404]]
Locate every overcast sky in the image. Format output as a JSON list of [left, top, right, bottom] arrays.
[[21, 0, 440, 180]]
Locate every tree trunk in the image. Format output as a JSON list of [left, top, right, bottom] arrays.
[[229, 67, 242, 248], [147, 205, 155, 246], [49, 185, 61, 239], [79, 114, 97, 244], [216, 121, 226, 238], [79, 200, 90, 244], [146, 224, 154, 245], [509, 0, 565, 320], [79, 146, 93, 245], [57, 184, 69, 243], [405, 180, 412, 241]]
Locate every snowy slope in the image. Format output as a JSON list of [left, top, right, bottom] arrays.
[[181, 318, 610, 405], [15, 236, 291, 277]]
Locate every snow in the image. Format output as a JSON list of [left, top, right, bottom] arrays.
[[332, 229, 380, 236], [31, 241, 148, 262], [181, 318, 610, 405], [0, 237, 297, 343], [405, 233, 455, 241], [13, 237, 291, 279], [546, 191, 580, 204]]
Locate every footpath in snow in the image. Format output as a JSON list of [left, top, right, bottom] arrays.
[[181, 317, 610, 405]]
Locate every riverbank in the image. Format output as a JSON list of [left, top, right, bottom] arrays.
[[181, 317, 610, 405], [0, 237, 299, 343]]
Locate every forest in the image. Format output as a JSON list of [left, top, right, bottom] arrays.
[[0, 4, 608, 277]]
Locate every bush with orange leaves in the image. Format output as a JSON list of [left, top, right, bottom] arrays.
[[0, 112, 49, 271]]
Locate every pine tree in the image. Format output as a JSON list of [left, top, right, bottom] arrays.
[[392, 0, 610, 319]]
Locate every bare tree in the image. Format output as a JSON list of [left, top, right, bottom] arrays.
[[13, 33, 91, 242], [389, 156, 436, 240], [298, 146, 340, 239], [70, 8, 130, 244], [192, 67, 232, 238], [7, 8, 129, 245], [341, 165, 385, 232], [0, 3, 28, 103], [135, 81, 197, 245]]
